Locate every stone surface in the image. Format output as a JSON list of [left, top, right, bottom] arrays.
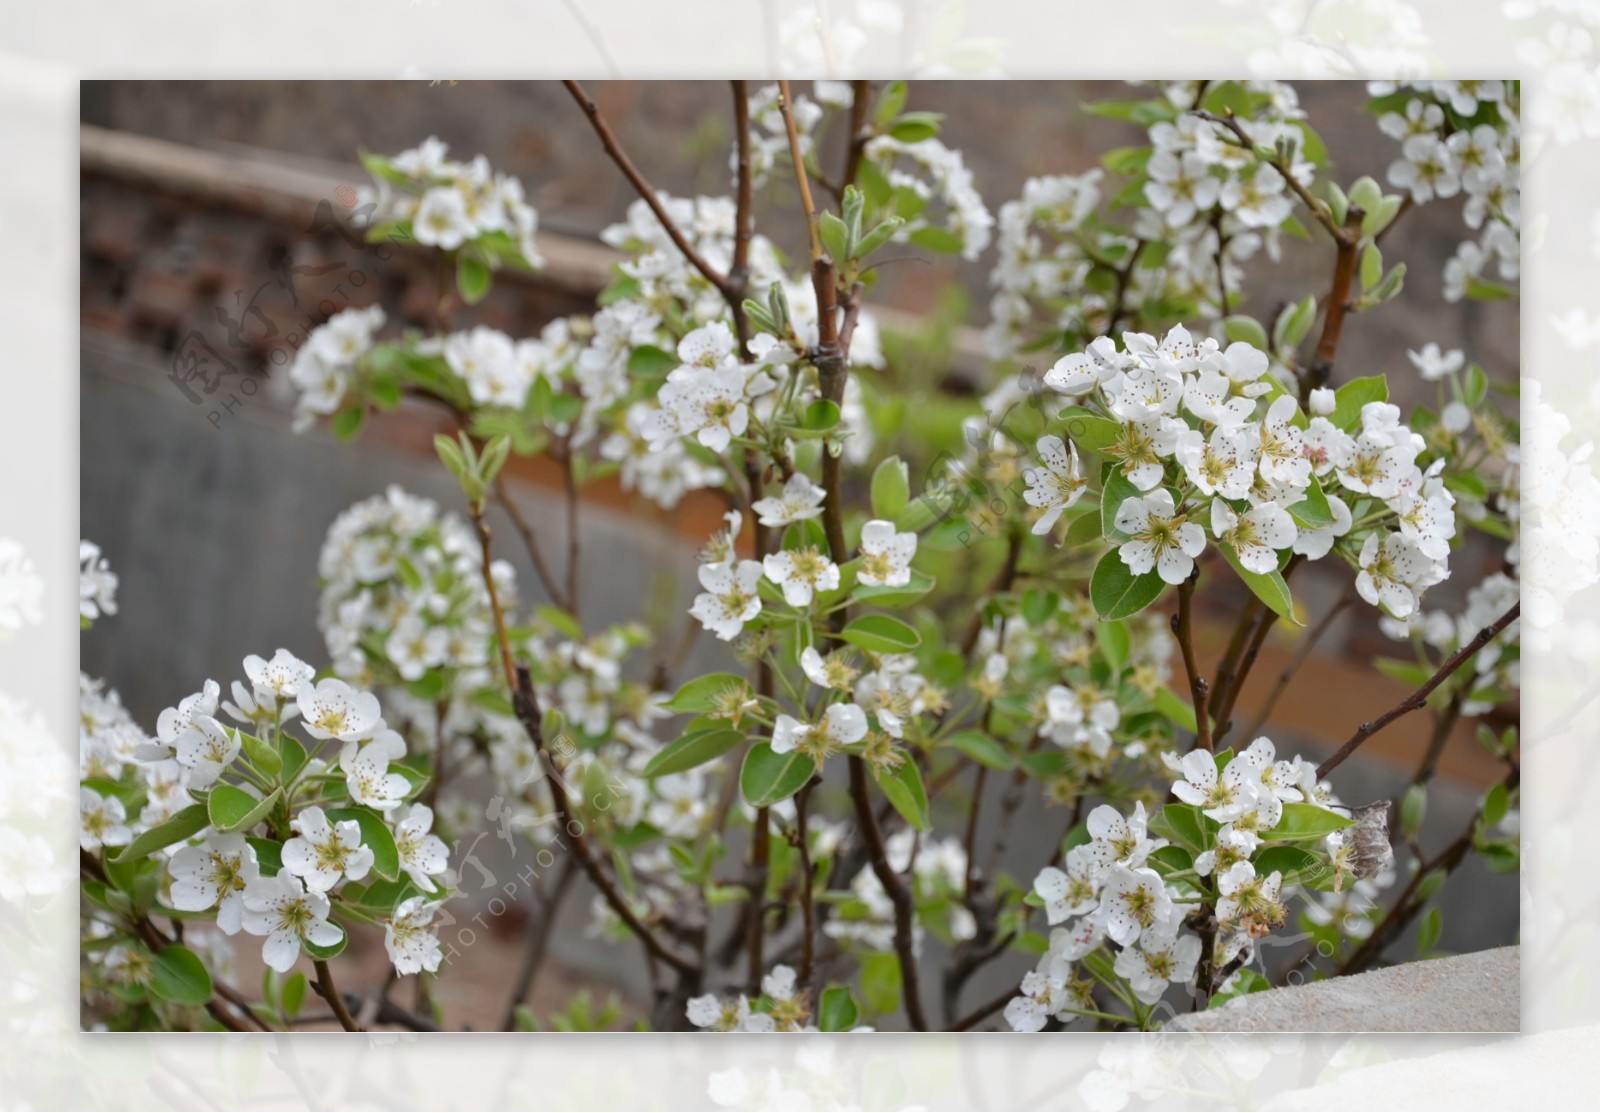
[[1168, 945, 1519, 1033]]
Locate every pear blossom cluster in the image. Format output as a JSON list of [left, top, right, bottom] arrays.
[[316, 485, 512, 723], [825, 827, 975, 954], [862, 133, 994, 261], [77, 541, 455, 994], [144, 654, 450, 976], [985, 80, 1308, 361], [78, 539, 118, 626], [1044, 325, 1452, 617], [688, 964, 828, 1033], [1006, 738, 1355, 1029], [1369, 81, 1520, 301], [355, 136, 543, 267], [289, 304, 386, 431]]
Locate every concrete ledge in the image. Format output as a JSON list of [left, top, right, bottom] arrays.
[[1167, 946, 1519, 1033]]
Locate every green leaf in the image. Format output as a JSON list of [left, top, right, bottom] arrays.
[[642, 728, 745, 778], [661, 672, 749, 715], [739, 743, 813, 808], [1223, 315, 1269, 351], [1216, 542, 1299, 624], [1265, 802, 1355, 841], [1251, 845, 1322, 886], [874, 759, 930, 832], [888, 111, 943, 142], [1153, 686, 1198, 734], [839, 614, 921, 654], [818, 985, 861, 1032], [1099, 463, 1143, 540], [908, 226, 963, 254], [304, 921, 347, 960], [110, 803, 210, 864], [947, 730, 1013, 770], [1402, 783, 1428, 839], [1096, 620, 1131, 675], [800, 399, 841, 433], [1065, 506, 1103, 547], [238, 730, 283, 778], [456, 254, 491, 304], [627, 344, 677, 379], [871, 456, 910, 520], [850, 569, 935, 608], [326, 806, 401, 882], [1151, 803, 1209, 852], [330, 405, 365, 441], [1331, 375, 1388, 432], [280, 971, 308, 1021], [820, 210, 851, 263], [1058, 407, 1123, 453], [149, 945, 213, 1006], [1089, 549, 1165, 620], [1482, 783, 1509, 828], [1416, 906, 1443, 955], [860, 951, 902, 1015], [1286, 475, 1334, 531], [207, 785, 281, 835], [1463, 364, 1488, 408]]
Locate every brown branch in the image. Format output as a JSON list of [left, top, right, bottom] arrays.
[[1237, 582, 1354, 742], [842, 80, 873, 190], [564, 80, 737, 310], [471, 501, 699, 980], [511, 664, 699, 978], [312, 959, 364, 1032], [493, 476, 572, 614], [1316, 601, 1520, 780], [847, 756, 928, 1030], [946, 981, 1017, 1032], [1193, 110, 1350, 244], [729, 80, 755, 356], [1304, 207, 1365, 401], [1173, 571, 1213, 752], [561, 442, 581, 621]]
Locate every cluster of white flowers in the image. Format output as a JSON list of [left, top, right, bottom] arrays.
[[602, 193, 785, 323], [1006, 737, 1344, 1030], [738, 83, 825, 189], [145, 655, 449, 975], [289, 304, 386, 431], [1047, 325, 1452, 618], [357, 135, 543, 266], [986, 81, 1307, 361], [79, 539, 118, 626], [688, 506, 920, 645], [863, 133, 994, 261], [826, 826, 975, 953], [316, 485, 511, 718], [687, 963, 838, 1032], [1371, 81, 1520, 301]]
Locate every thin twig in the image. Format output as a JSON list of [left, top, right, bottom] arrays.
[[1173, 572, 1212, 752], [847, 756, 929, 1030], [729, 80, 755, 355], [563, 81, 737, 311], [1316, 602, 1520, 779], [1237, 582, 1354, 742], [493, 477, 570, 613], [312, 959, 364, 1032]]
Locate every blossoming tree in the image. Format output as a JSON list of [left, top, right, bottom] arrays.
[[80, 79, 1520, 1033]]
